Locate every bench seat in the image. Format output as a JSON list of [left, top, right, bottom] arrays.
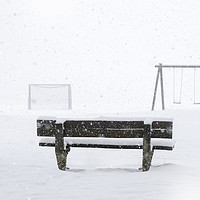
[[39, 137, 175, 150]]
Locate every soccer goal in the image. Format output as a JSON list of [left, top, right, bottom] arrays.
[[28, 84, 72, 110]]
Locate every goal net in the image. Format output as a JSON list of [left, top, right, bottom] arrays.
[[28, 84, 72, 110]]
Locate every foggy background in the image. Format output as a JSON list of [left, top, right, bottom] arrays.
[[1, 0, 200, 112]]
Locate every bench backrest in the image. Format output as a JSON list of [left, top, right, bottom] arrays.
[[37, 119, 173, 139]]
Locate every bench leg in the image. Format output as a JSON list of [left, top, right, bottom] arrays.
[[55, 123, 70, 171], [142, 124, 154, 171], [55, 147, 70, 171]]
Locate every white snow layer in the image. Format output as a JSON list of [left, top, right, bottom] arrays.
[[39, 137, 176, 148]]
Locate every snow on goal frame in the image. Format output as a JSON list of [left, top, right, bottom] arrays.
[[151, 64, 200, 111], [28, 84, 72, 110]]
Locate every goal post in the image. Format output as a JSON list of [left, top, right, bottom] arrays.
[[28, 84, 72, 110]]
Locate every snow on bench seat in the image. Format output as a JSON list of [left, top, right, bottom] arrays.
[[39, 137, 175, 150]]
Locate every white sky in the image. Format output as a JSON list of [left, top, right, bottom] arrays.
[[1, 0, 200, 112]]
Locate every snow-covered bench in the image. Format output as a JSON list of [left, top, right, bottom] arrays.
[[37, 117, 175, 171]]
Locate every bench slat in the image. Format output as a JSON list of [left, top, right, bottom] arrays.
[[39, 142, 174, 151], [64, 129, 144, 138], [65, 129, 104, 137], [64, 121, 104, 129], [39, 142, 173, 151], [151, 130, 172, 138], [106, 121, 144, 129], [152, 121, 172, 129], [105, 130, 144, 138], [39, 137, 175, 151], [64, 120, 144, 129], [37, 119, 56, 137]]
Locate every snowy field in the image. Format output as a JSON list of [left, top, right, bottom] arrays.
[[1, 108, 200, 200]]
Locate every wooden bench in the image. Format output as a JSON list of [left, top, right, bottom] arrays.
[[37, 117, 175, 171]]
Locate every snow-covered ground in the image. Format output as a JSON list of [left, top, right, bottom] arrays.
[[1, 0, 200, 199], [1, 108, 200, 200]]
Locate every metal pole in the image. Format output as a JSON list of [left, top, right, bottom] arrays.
[[160, 64, 165, 110], [28, 85, 31, 110], [68, 85, 72, 110], [155, 65, 200, 68], [151, 67, 160, 111], [194, 68, 196, 104]]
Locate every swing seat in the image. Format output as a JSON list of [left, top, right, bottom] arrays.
[[173, 101, 181, 104]]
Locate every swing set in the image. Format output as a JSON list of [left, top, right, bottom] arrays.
[[151, 64, 200, 111]]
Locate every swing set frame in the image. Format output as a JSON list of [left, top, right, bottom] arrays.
[[151, 63, 200, 111]]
